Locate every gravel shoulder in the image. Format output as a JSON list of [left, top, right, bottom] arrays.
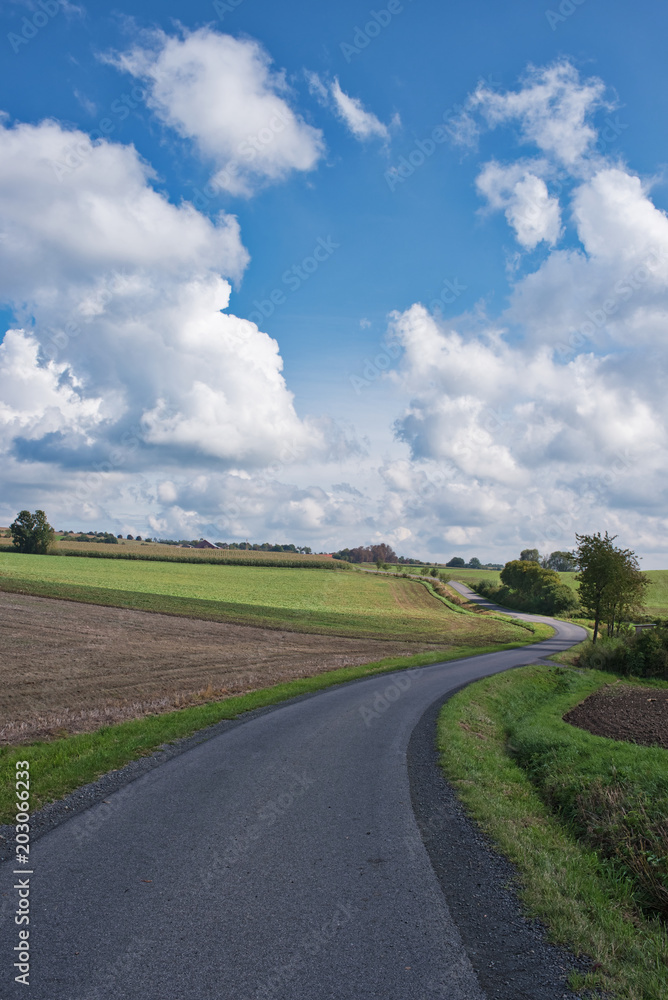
[[408, 689, 588, 1000]]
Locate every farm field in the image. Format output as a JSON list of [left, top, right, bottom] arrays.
[[0, 591, 455, 745], [0, 552, 534, 643]]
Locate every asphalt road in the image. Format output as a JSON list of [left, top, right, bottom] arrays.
[[1, 596, 586, 999]]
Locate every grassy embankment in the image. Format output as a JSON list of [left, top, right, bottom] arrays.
[[438, 664, 668, 1000], [0, 552, 554, 818]]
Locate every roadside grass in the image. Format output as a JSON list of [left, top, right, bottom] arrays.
[[438, 664, 668, 1000], [0, 641, 542, 826], [0, 556, 546, 644]]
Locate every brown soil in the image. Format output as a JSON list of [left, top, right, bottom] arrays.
[[0, 591, 447, 745], [564, 683, 668, 750]]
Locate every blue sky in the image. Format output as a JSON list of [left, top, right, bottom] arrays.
[[1, 0, 668, 564]]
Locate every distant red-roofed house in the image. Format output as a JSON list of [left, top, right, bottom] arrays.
[[193, 539, 216, 549]]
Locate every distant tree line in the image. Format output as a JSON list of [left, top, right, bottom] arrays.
[[71, 531, 119, 544], [519, 548, 578, 571], [445, 556, 503, 570], [156, 539, 312, 553], [60, 530, 148, 542], [332, 543, 398, 564]]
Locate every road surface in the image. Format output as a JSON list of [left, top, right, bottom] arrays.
[[1, 596, 586, 999]]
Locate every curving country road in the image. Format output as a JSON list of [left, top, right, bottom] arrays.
[[2, 590, 586, 999]]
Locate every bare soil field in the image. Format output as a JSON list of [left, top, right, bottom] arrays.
[[564, 683, 668, 750], [0, 591, 448, 744]]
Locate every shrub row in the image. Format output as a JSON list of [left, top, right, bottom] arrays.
[[472, 574, 579, 616], [577, 627, 668, 679]]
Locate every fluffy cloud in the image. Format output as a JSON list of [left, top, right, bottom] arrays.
[[391, 304, 665, 472], [0, 329, 107, 448], [0, 117, 327, 472], [476, 162, 561, 248], [111, 28, 324, 196], [469, 62, 617, 253], [469, 60, 608, 167], [509, 168, 668, 350]]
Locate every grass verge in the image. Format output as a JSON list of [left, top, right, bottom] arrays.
[[0, 640, 544, 826], [438, 664, 668, 1000]]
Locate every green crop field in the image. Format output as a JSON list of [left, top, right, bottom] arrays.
[[0, 552, 538, 644]]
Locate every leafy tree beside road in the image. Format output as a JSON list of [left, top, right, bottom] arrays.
[[576, 532, 649, 641], [499, 559, 579, 615], [473, 558, 579, 615], [10, 509, 55, 554]]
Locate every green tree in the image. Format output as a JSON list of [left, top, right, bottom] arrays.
[[467, 557, 482, 569], [519, 548, 541, 562], [545, 550, 577, 572], [575, 532, 649, 642], [10, 509, 55, 554], [500, 559, 579, 615]]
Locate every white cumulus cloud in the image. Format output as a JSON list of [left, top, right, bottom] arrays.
[[476, 161, 562, 248], [110, 28, 324, 196], [0, 117, 330, 473], [470, 60, 608, 167]]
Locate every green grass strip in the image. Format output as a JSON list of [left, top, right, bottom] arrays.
[[0, 641, 545, 826], [438, 664, 668, 1000]]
